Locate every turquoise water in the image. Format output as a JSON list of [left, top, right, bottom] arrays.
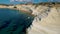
[[0, 8, 34, 34], [0, 0, 60, 4]]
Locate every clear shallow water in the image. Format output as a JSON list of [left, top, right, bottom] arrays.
[[0, 8, 34, 34]]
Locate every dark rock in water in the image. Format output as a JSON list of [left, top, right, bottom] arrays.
[[0, 8, 34, 34]]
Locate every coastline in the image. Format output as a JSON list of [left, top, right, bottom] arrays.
[[0, 3, 60, 16], [0, 3, 60, 34], [0, 5, 35, 16]]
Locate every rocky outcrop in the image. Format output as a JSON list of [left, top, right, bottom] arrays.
[[27, 4, 60, 34]]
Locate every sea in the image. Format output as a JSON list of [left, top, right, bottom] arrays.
[[0, 8, 34, 34]]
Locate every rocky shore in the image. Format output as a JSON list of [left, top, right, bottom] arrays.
[[0, 3, 60, 15], [0, 4, 34, 16], [0, 3, 60, 34]]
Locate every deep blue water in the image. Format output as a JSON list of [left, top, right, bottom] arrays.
[[0, 8, 34, 34]]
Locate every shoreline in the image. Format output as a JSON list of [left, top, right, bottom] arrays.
[[0, 3, 60, 16], [0, 5, 35, 16]]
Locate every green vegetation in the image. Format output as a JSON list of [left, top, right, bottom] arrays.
[[14, 6, 17, 8]]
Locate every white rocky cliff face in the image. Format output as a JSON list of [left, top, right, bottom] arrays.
[[27, 4, 60, 34]]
